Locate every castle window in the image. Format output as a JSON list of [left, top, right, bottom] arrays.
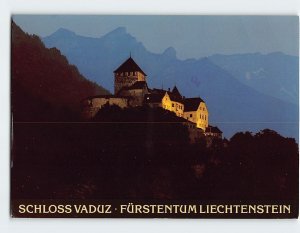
[[172, 103, 174, 107], [190, 114, 193, 117]]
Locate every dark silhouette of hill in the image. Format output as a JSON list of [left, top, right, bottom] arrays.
[[215, 129, 298, 201], [11, 21, 109, 121], [12, 119, 298, 207], [92, 104, 187, 123]]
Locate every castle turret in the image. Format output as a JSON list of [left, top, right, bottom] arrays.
[[172, 85, 182, 99], [113, 56, 147, 95]]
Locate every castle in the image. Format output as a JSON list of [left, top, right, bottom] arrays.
[[82, 56, 222, 139]]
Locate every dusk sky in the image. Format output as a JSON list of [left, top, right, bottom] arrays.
[[13, 15, 298, 59]]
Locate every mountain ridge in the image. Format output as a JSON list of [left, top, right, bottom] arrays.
[[42, 26, 298, 139], [208, 52, 299, 105]]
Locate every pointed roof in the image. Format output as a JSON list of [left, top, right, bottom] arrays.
[[172, 85, 182, 98], [150, 88, 183, 103], [165, 92, 183, 103], [114, 57, 147, 75], [184, 98, 204, 111]]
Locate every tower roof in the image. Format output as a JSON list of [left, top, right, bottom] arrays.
[[114, 57, 147, 76], [166, 91, 184, 103], [150, 88, 184, 103], [172, 85, 182, 98]]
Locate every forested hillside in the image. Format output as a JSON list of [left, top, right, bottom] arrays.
[[11, 21, 109, 121]]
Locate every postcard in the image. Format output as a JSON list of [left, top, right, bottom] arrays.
[[10, 15, 299, 218]]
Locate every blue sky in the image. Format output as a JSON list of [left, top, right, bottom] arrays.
[[13, 15, 298, 59]]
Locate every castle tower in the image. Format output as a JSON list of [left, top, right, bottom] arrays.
[[113, 56, 147, 94]]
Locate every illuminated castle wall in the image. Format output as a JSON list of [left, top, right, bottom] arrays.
[[81, 56, 220, 136]]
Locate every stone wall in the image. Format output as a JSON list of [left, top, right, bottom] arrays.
[[81, 96, 129, 119]]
